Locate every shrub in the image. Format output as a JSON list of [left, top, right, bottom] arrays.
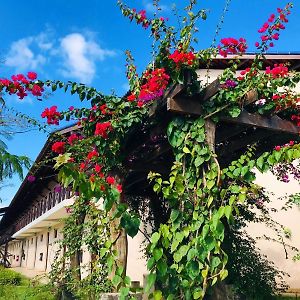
[[0, 267, 22, 286]]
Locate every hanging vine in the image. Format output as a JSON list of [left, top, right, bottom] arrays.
[[0, 1, 299, 299]]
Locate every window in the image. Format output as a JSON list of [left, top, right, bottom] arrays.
[[40, 234, 43, 242], [79, 250, 83, 264], [31, 238, 33, 244], [54, 229, 58, 239], [39, 253, 43, 261]]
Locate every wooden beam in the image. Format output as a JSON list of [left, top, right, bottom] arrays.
[[149, 83, 184, 117], [200, 79, 221, 102], [167, 96, 202, 115], [220, 111, 300, 134], [216, 124, 249, 143], [218, 129, 271, 157]]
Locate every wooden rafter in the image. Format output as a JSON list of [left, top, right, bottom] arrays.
[[165, 77, 299, 135], [220, 111, 299, 135]]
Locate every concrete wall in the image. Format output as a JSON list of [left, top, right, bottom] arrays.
[[197, 68, 300, 290]]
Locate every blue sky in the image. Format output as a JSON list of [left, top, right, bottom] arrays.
[[0, 0, 300, 207]]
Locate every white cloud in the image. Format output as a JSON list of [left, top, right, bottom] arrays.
[[36, 32, 53, 50], [5, 30, 116, 85], [59, 33, 116, 84], [5, 37, 46, 71]]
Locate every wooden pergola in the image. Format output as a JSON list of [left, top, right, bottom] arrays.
[[123, 55, 300, 196]]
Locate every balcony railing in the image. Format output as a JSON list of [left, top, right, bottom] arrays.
[[14, 187, 72, 233]]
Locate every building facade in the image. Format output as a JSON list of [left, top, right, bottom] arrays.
[[1, 54, 300, 294]]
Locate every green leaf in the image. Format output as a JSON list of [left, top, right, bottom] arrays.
[[112, 274, 122, 287], [119, 287, 130, 300], [183, 146, 191, 154], [153, 248, 163, 261], [151, 232, 161, 246], [107, 255, 114, 272], [157, 260, 168, 276], [171, 232, 184, 253], [153, 290, 163, 300], [220, 269, 228, 280], [256, 156, 265, 171], [211, 256, 221, 269], [193, 288, 203, 299], [206, 180, 215, 190], [173, 251, 183, 263], [120, 212, 140, 237], [194, 156, 204, 167], [187, 248, 197, 261], [178, 244, 189, 257], [147, 257, 156, 270], [187, 261, 201, 279], [224, 206, 232, 220], [274, 151, 281, 162], [145, 273, 156, 293], [170, 210, 180, 222], [228, 106, 241, 118]]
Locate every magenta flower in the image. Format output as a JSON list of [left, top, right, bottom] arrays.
[[27, 175, 36, 183]]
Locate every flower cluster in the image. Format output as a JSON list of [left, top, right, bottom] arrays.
[[52, 141, 65, 154], [0, 72, 44, 100], [255, 98, 266, 106], [68, 133, 80, 145], [128, 8, 150, 29], [169, 50, 196, 68], [237, 67, 258, 81], [221, 79, 238, 89], [265, 64, 289, 78], [41, 106, 62, 125], [255, 4, 292, 50], [127, 68, 170, 104], [291, 115, 300, 127], [218, 37, 247, 58], [272, 94, 295, 112], [87, 149, 99, 160], [95, 122, 113, 138]]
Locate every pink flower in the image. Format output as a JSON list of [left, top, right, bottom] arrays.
[[117, 184, 122, 193], [52, 141, 65, 154], [27, 72, 37, 80], [31, 84, 43, 97], [41, 106, 61, 125], [275, 145, 281, 151], [27, 175, 36, 183], [95, 122, 112, 138], [68, 133, 79, 145], [106, 176, 115, 185], [87, 149, 98, 160]]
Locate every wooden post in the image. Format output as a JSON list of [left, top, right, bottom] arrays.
[[108, 172, 128, 290], [205, 118, 216, 151], [109, 204, 128, 287]]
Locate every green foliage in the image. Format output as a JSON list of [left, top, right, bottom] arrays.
[[0, 267, 54, 300], [224, 227, 288, 299], [0, 267, 22, 285], [20, 1, 300, 299], [0, 139, 31, 181], [148, 117, 228, 299]]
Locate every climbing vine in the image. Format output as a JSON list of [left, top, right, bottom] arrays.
[[1, 1, 300, 299]]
